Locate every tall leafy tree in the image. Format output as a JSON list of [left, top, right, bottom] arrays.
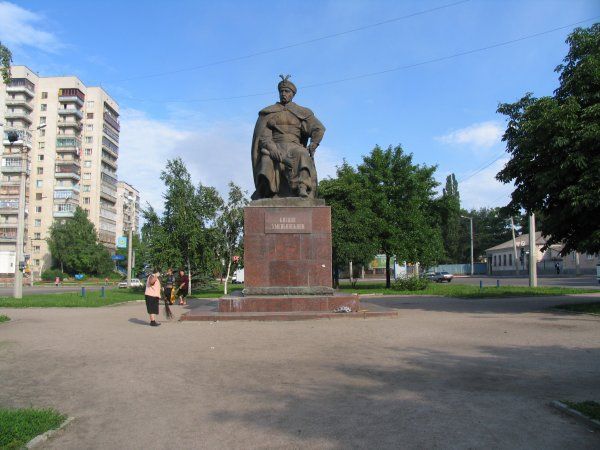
[[47, 207, 113, 275], [457, 207, 513, 261], [319, 162, 379, 287], [0, 41, 11, 84], [496, 24, 600, 254], [216, 182, 248, 295], [439, 173, 461, 262], [357, 145, 444, 288]]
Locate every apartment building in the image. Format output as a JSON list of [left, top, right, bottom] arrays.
[[0, 65, 120, 276], [116, 181, 140, 239]]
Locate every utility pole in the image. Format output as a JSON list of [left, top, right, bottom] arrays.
[[124, 195, 134, 288], [461, 215, 474, 276], [510, 217, 519, 276], [13, 137, 26, 299], [528, 213, 537, 287]]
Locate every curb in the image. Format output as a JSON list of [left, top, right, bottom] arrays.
[[26, 416, 74, 448], [550, 401, 600, 431]]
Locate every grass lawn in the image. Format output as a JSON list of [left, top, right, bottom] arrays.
[[192, 283, 244, 298], [563, 401, 600, 421], [554, 302, 600, 315], [0, 314, 9, 323], [338, 281, 600, 298], [0, 289, 142, 308], [0, 408, 66, 449]]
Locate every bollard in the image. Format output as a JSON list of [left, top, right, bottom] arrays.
[[101, 286, 105, 298], [479, 280, 483, 289], [496, 279, 500, 288], [81, 286, 86, 297]]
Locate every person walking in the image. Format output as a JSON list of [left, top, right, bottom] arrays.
[[178, 269, 189, 305], [145, 268, 162, 327], [164, 268, 175, 305]]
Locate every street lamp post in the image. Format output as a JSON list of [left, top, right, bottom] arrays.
[[461, 215, 474, 276], [122, 195, 134, 288]]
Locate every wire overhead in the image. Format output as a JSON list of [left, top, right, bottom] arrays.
[[113, 0, 471, 83], [120, 16, 600, 104]]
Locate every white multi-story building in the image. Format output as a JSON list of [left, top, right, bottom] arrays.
[[116, 181, 140, 239], [0, 66, 121, 277]]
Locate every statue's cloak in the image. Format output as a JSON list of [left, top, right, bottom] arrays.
[[251, 102, 315, 199]]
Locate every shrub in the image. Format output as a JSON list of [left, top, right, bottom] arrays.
[[41, 269, 65, 282], [393, 276, 430, 291]]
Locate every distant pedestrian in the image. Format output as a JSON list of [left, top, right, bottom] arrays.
[[555, 262, 560, 275], [164, 268, 175, 305], [54, 276, 60, 287], [178, 269, 189, 306], [145, 268, 162, 327]]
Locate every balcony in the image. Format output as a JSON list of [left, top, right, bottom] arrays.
[[54, 189, 80, 202], [6, 79, 35, 98], [0, 199, 19, 215], [56, 137, 81, 154], [1, 158, 24, 174], [58, 88, 85, 106], [57, 108, 83, 120], [103, 112, 120, 132], [57, 120, 83, 131], [53, 210, 75, 218], [3, 128, 32, 148], [101, 156, 118, 170], [5, 99, 33, 110], [55, 164, 81, 180], [101, 137, 119, 156], [4, 110, 33, 125], [0, 228, 17, 242]]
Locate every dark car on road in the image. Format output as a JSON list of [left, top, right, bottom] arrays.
[[426, 271, 454, 283]]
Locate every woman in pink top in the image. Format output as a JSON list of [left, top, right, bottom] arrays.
[[144, 268, 162, 326]]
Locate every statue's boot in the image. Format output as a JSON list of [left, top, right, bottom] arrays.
[[298, 184, 309, 198]]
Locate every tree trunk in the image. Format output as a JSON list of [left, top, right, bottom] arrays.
[[385, 254, 391, 289], [333, 266, 339, 289], [224, 257, 232, 295], [187, 257, 191, 296]]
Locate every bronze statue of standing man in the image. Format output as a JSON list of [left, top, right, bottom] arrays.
[[251, 76, 325, 200]]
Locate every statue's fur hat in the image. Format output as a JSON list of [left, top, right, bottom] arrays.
[[277, 74, 297, 94]]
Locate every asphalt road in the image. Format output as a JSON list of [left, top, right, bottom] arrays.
[[1, 294, 599, 449]]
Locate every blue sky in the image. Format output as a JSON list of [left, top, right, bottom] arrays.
[[1, 0, 599, 210]]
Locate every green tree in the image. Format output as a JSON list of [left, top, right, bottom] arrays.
[[0, 41, 11, 85], [47, 207, 113, 275], [216, 182, 248, 295], [496, 24, 600, 255], [357, 145, 444, 288], [319, 162, 379, 287], [458, 207, 513, 262], [439, 173, 461, 262]]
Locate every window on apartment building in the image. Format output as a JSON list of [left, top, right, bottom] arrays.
[[34, 233, 41, 239], [86, 124, 93, 132], [84, 161, 92, 168], [85, 137, 93, 144], [39, 117, 46, 125], [87, 101, 94, 108], [33, 245, 41, 252], [40, 104, 47, 111], [83, 173, 91, 180], [39, 128, 45, 137], [87, 113, 94, 119], [37, 167, 43, 175], [82, 184, 91, 192], [34, 259, 40, 266], [35, 206, 42, 213], [41, 92, 48, 99], [34, 219, 41, 227], [83, 197, 90, 205], [36, 180, 43, 188], [84, 208, 89, 215], [39, 142, 45, 150], [35, 193, 42, 200], [84, 148, 92, 156], [37, 155, 44, 161]]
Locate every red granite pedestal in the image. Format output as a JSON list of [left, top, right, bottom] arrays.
[[181, 198, 397, 321]]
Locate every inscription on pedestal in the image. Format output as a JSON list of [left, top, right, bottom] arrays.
[[265, 210, 312, 234]]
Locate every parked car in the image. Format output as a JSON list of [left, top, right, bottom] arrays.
[[427, 271, 453, 283], [118, 278, 144, 288]]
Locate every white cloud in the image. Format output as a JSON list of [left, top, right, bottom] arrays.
[[436, 121, 504, 149], [0, 2, 61, 52], [457, 157, 514, 210], [118, 109, 341, 214]]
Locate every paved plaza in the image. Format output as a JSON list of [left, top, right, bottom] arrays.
[[1, 295, 599, 449]]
